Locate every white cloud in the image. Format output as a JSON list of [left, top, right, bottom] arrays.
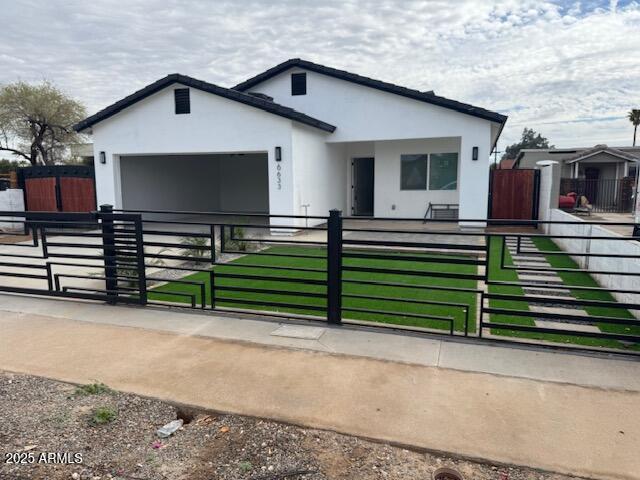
[[1, 0, 639, 150]]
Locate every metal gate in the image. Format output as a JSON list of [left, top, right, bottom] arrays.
[[0, 208, 145, 304], [18, 165, 96, 212], [489, 169, 540, 220], [1, 206, 639, 356]]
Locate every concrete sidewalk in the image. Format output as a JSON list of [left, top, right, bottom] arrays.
[[0, 297, 639, 479], [1, 294, 638, 392]]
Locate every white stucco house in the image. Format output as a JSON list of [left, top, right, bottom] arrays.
[[74, 58, 507, 225]]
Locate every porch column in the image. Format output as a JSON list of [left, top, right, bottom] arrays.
[[458, 127, 491, 224]]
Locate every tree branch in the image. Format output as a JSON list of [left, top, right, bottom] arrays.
[[0, 146, 31, 161]]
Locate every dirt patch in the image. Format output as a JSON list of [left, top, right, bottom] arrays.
[[0, 372, 578, 480], [0, 233, 32, 244]]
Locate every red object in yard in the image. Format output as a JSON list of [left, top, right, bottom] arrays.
[[559, 192, 577, 209]]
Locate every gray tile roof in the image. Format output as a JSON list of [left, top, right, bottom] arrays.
[[233, 58, 507, 124], [74, 74, 336, 133]]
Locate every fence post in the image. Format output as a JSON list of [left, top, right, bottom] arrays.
[[133, 215, 147, 305], [327, 209, 343, 325], [100, 204, 117, 304]]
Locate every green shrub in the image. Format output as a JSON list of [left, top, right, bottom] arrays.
[[91, 406, 117, 425], [180, 236, 210, 259], [224, 226, 250, 252], [75, 382, 112, 396]]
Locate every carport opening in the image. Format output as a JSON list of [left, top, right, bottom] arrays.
[[119, 153, 269, 216]]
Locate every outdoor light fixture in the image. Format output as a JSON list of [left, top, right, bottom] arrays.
[[472, 146, 479, 161], [99, 151, 106, 164], [275, 146, 282, 162]]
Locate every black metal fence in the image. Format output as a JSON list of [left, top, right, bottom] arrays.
[[560, 177, 635, 213], [1, 206, 639, 356]]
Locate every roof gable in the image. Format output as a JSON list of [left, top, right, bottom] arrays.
[[73, 74, 336, 133], [233, 58, 507, 125], [564, 145, 639, 164]]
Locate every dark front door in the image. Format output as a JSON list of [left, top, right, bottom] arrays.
[[352, 157, 374, 216], [584, 167, 599, 203]]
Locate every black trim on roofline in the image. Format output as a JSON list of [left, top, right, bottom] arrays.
[[233, 58, 508, 125], [73, 73, 336, 133]]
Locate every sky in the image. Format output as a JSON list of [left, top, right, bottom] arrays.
[[1, 0, 639, 152]]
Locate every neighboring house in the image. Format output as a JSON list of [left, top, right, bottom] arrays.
[[69, 143, 95, 165], [515, 145, 640, 212], [74, 58, 507, 224], [498, 158, 515, 169], [515, 144, 640, 181]]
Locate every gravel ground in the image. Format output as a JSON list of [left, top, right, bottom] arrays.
[[0, 372, 581, 480]]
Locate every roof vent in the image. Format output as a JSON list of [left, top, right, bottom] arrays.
[[247, 92, 273, 102]]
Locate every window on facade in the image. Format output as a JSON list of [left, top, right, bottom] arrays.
[[429, 153, 458, 190], [291, 73, 307, 96], [400, 154, 428, 190], [174, 88, 190, 114]]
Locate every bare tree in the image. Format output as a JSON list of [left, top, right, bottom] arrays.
[[0, 81, 86, 165]]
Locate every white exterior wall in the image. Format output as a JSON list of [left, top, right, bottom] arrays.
[[0, 189, 25, 231], [89, 73, 500, 221], [538, 165, 640, 314], [291, 124, 346, 220], [373, 138, 460, 218], [250, 69, 498, 143], [547, 209, 640, 314], [90, 85, 295, 216], [250, 69, 494, 219]]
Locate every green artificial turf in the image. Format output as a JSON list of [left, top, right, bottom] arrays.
[[486, 235, 639, 351], [485, 236, 533, 336], [531, 236, 640, 351], [147, 236, 638, 351], [148, 245, 479, 333]]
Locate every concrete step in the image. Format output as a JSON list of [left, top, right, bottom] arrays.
[[530, 305, 588, 316], [512, 256, 548, 262], [513, 262, 553, 269], [534, 319, 601, 333], [522, 285, 573, 298], [523, 293, 578, 302], [517, 270, 561, 278], [518, 275, 564, 284]]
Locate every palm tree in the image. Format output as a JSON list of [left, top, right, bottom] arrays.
[[629, 109, 640, 146]]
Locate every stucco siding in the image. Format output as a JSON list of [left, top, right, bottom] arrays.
[[250, 68, 499, 147], [91, 85, 294, 216], [373, 138, 460, 218], [291, 124, 346, 219]]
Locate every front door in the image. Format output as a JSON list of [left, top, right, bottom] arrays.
[[352, 157, 374, 216], [584, 167, 599, 203]]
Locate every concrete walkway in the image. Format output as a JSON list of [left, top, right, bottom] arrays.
[[1, 295, 639, 479], [505, 236, 603, 333]]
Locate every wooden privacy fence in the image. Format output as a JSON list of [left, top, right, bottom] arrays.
[[18, 165, 96, 212], [0, 172, 18, 189], [489, 169, 540, 220]]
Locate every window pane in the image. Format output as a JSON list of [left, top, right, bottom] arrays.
[[429, 153, 458, 190], [401, 154, 428, 190]]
